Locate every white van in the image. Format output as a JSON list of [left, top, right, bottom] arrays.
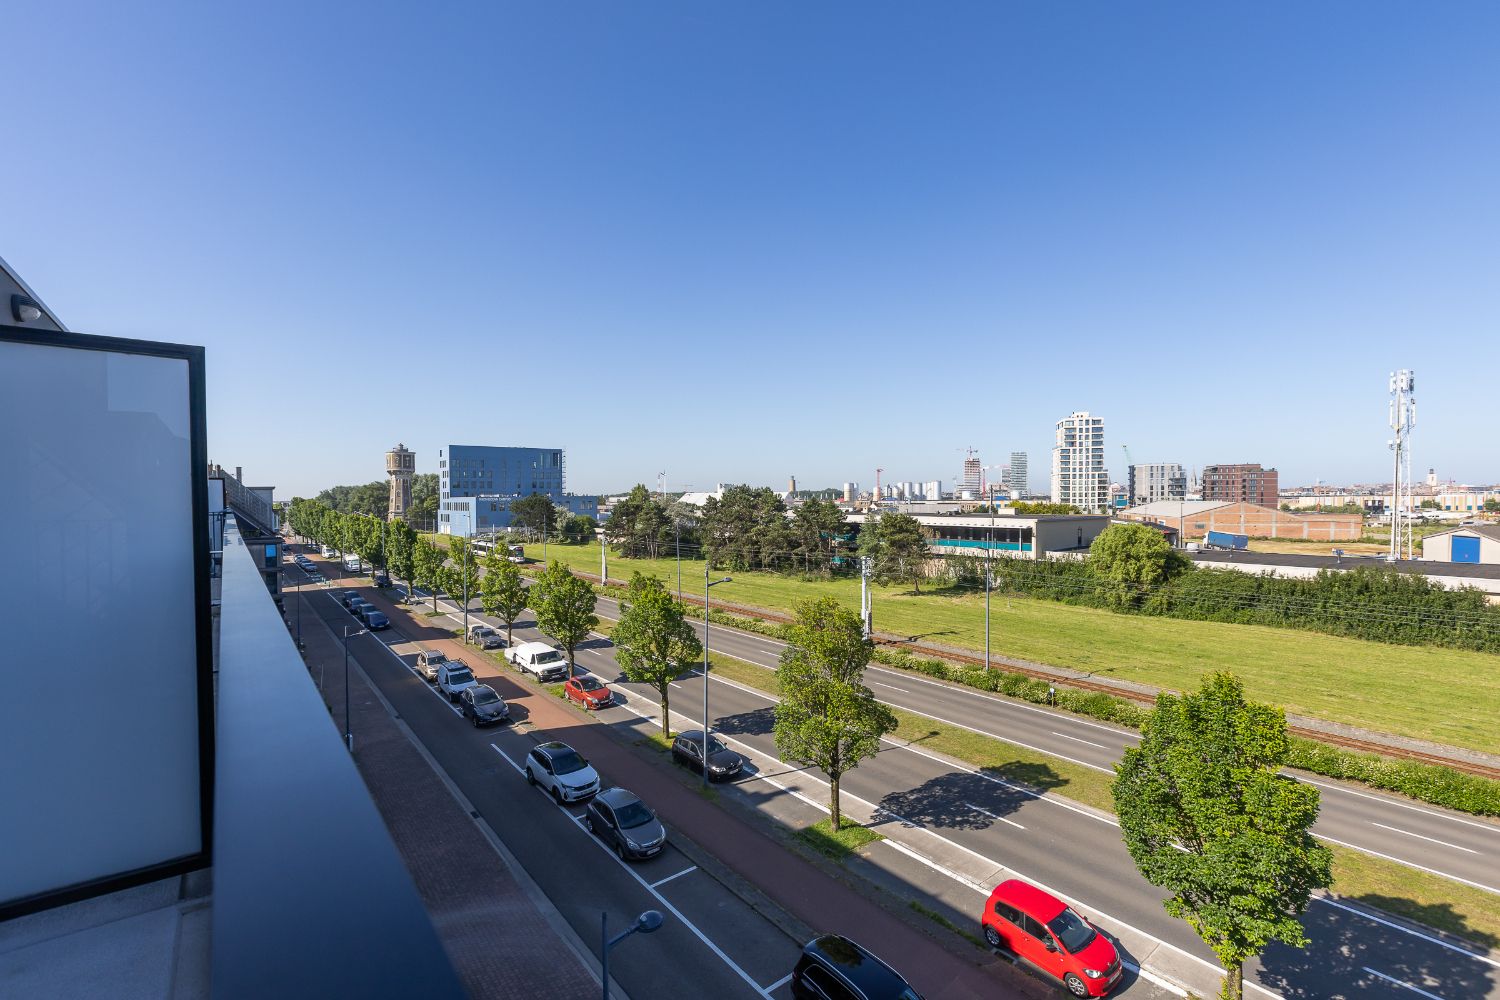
[[342, 553, 363, 572], [321, 545, 337, 558], [506, 641, 569, 682]]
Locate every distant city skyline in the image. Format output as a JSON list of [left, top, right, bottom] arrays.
[[6, 3, 1499, 498]]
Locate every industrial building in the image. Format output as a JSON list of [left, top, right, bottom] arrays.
[[437, 445, 596, 535], [1201, 463, 1279, 506], [1118, 500, 1361, 541], [847, 510, 1111, 560], [1051, 412, 1109, 512], [1422, 524, 1500, 565]]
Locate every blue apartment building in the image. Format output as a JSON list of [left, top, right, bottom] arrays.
[[437, 445, 597, 535]]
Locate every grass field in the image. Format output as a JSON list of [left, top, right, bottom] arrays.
[[523, 542, 1500, 755]]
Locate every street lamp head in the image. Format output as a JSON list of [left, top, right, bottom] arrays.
[[635, 910, 664, 934]]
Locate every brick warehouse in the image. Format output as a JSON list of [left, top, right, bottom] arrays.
[[1119, 500, 1362, 541]]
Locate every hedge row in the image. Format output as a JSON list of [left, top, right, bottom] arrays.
[[586, 573, 1500, 818]]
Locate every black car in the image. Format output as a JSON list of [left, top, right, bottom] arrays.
[[371, 570, 391, 588], [458, 684, 510, 726], [671, 730, 744, 781], [791, 935, 923, 1000], [585, 787, 667, 860], [362, 608, 390, 630], [339, 589, 361, 607]]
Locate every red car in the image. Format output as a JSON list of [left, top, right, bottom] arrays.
[[563, 674, 613, 710], [981, 879, 1121, 997]]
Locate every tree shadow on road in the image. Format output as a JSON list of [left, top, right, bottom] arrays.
[[876, 765, 1061, 832], [713, 706, 776, 738], [1256, 895, 1496, 999]]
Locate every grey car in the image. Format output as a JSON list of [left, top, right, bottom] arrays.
[[467, 624, 504, 649], [585, 787, 666, 860]]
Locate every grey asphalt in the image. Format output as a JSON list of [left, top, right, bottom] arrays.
[[592, 592, 1500, 898], [304, 558, 1500, 999], [295, 572, 802, 1000]]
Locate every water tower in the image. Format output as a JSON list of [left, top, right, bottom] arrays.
[[386, 443, 415, 522]]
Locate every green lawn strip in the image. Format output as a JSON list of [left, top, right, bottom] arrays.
[[699, 644, 1500, 948], [519, 541, 1500, 755], [634, 731, 673, 754], [797, 819, 883, 862], [1330, 844, 1500, 947]]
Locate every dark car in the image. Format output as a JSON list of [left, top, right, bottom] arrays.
[[371, 570, 391, 587], [362, 609, 390, 630], [671, 731, 744, 781], [791, 935, 923, 1000], [350, 598, 374, 618], [458, 684, 509, 726], [339, 589, 361, 607], [585, 788, 667, 860]]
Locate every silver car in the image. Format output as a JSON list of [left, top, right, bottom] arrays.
[[586, 787, 666, 860]]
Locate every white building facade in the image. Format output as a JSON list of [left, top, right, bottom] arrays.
[[1051, 412, 1110, 512]]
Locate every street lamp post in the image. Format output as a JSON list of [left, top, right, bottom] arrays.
[[343, 626, 367, 752], [703, 568, 732, 788], [600, 910, 664, 1000]]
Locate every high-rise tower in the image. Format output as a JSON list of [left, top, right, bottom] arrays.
[[1051, 412, 1109, 511], [386, 443, 415, 522]]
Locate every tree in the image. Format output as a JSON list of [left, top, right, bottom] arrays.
[[1485, 498, 1500, 513], [412, 536, 444, 611], [444, 536, 483, 614], [387, 519, 417, 597], [605, 484, 670, 558], [559, 513, 598, 545], [611, 573, 702, 736], [858, 512, 929, 593], [480, 548, 529, 645], [773, 598, 897, 831], [701, 485, 792, 571], [1089, 523, 1189, 606], [511, 492, 558, 538], [792, 497, 851, 574], [1113, 673, 1331, 1000], [1010, 501, 1081, 515], [1419, 499, 1439, 510], [532, 561, 598, 678], [409, 473, 440, 530]]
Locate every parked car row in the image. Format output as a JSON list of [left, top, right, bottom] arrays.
[[339, 589, 388, 630]]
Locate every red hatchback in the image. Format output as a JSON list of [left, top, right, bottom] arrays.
[[981, 880, 1122, 997], [563, 674, 613, 710]]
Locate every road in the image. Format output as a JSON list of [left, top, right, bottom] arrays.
[[631, 594, 1500, 897], [296, 554, 1500, 999]]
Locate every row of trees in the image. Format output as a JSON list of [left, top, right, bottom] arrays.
[[312, 473, 440, 525]]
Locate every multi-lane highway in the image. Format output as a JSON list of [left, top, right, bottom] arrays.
[[294, 553, 1500, 999], [619, 593, 1500, 897]]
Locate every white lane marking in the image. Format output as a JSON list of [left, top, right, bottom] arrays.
[[1313, 833, 1500, 897], [320, 591, 462, 716], [491, 743, 525, 774], [1297, 775, 1500, 835], [1050, 730, 1110, 749], [964, 802, 1024, 830], [492, 741, 782, 998], [764, 972, 794, 993], [870, 680, 911, 693], [1371, 822, 1480, 854], [612, 681, 1274, 997], [649, 866, 698, 889], [1361, 966, 1448, 999], [1321, 895, 1500, 969]]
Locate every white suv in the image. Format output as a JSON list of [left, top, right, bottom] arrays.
[[524, 742, 601, 804], [437, 662, 477, 703]]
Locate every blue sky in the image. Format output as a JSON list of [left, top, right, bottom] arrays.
[[6, 1, 1498, 498]]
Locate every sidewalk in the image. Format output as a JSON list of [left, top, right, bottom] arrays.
[[292, 585, 602, 1000], [361, 587, 1047, 1000]]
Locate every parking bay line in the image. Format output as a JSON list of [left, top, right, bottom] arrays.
[[489, 743, 786, 999], [650, 866, 698, 889]]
